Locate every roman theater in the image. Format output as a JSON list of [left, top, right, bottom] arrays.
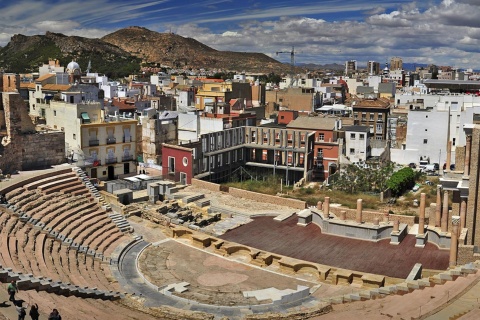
[[1, 145, 480, 320]]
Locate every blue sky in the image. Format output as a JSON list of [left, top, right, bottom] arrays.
[[1, 0, 479, 69]]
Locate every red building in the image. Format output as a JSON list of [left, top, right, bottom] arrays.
[[161, 144, 194, 185]]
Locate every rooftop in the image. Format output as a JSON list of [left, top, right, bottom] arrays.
[[287, 116, 338, 130]]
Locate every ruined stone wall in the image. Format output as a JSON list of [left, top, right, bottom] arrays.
[[20, 132, 65, 170], [466, 125, 480, 245], [455, 145, 465, 171], [228, 187, 307, 209], [457, 244, 478, 265], [191, 178, 221, 192], [329, 206, 415, 226]]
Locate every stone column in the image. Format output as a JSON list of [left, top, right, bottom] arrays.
[[317, 201, 322, 211], [356, 199, 363, 224], [460, 198, 467, 230], [446, 140, 452, 171], [393, 220, 399, 232], [442, 190, 449, 233], [324, 197, 330, 218], [419, 193, 426, 235], [449, 216, 460, 267], [435, 185, 442, 228], [464, 134, 472, 176], [383, 212, 390, 223]]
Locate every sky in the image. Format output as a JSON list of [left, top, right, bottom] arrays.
[[0, 0, 479, 69]]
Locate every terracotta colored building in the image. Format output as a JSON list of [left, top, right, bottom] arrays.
[[161, 144, 194, 185], [287, 116, 342, 181]]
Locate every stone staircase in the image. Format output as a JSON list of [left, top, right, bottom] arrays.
[[108, 212, 134, 233], [327, 263, 478, 304], [0, 266, 122, 300], [72, 167, 111, 211]]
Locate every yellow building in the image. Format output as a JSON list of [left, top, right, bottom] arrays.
[[42, 99, 137, 180], [195, 81, 252, 110]]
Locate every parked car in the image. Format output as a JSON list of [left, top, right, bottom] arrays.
[[412, 183, 421, 192]]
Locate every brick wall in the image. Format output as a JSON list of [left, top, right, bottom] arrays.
[[191, 178, 221, 192], [329, 206, 415, 226], [229, 187, 307, 209]]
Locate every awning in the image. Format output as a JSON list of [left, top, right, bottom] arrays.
[[81, 112, 91, 123]]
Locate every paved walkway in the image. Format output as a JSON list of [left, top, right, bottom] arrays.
[[115, 239, 331, 319]]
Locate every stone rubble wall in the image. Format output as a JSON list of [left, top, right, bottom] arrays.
[[20, 132, 65, 170], [329, 206, 415, 226], [228, 187, 306, 210], [191, 178, 221, 192]]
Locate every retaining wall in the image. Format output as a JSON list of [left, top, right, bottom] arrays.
[[228, 188, 306, 210], [329, 206, 415, 226]]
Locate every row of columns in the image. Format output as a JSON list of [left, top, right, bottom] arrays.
[[433, 186, 466, 232], [418, 189, 463, 266]]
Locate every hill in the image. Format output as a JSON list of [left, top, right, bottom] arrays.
[[101, 26, 286, 73], [0, 32, 141, 78]]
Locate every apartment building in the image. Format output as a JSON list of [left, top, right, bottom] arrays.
[[352, 98, 390, 140]]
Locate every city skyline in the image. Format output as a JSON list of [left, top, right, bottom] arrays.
[[1, 0, 479, 69]]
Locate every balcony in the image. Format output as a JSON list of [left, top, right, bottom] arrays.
[[122, 155, 134, 162], [89, 139, 99, 146], [106, 137, 116, 144], [84, 158, 101, 167], [123, 136, 132, 143], [105, 157, 117, 164]]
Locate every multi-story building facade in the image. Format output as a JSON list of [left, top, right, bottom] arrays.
[[344, 125, 370, 163], [163, 126, 316, 185], [286, 116, 341, 180], [345, 60, 357, 76], [195, 81, 252, 110], [41, 99, 137, 180], [367, 61, 380, 75], [390, 57, 403, 71], [352, 98, 390, 140]]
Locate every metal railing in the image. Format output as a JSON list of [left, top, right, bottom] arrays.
[[106, 137, 116, 144], [105, 157, 117, 164], [122, 155, 134, 162], [89, 139, 99, 146], [123, 136, 131, 143]]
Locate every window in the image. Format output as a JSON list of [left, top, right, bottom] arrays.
[[369, 113, 374, 121], [318, 133, 325, 141], [423, 139, 428, 144], [453, 138, 456, 146], [425, 129, 428, 132], [376, 136, 383, 140], [317, 148, 323, 156], [54, 110, 56, 116], [359, 134, 365, 140], [376, 124, 383, 131], [354, 113, 358, 119], [350, 133, 356, 139], [350, 148, 355, 155], [378, 114, 383, 121], [280, 116, 284, 120], [73, 134, 76, 140], [168, 157, 175, 173], [279, 98, 283, 102]]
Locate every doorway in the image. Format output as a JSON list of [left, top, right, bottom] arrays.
[[124, 163, 130, 174], [90, 168, 97, 179], [180, 172, 187, 185], [108, 165, 115, 180]]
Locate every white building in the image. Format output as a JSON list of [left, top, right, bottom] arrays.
[[344, 125, 370, 163]]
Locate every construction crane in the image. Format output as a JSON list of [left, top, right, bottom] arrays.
[[276, 46, 296, 87]]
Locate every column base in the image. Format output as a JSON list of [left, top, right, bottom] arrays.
[[415, 233, 428, 248]]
